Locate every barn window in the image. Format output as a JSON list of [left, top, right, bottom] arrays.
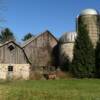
[[8, 45, 15, 51], [8, 66, 13, 71]]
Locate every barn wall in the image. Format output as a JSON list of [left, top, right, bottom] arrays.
[[0, 64, 30, 80], [23, 32, 58, 68], [0, 42, 28, 64]]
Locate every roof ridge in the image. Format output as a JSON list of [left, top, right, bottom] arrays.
[[22, 30, 58, 47]]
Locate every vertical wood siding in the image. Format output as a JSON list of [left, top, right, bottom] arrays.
[[0, 42, 28, 64], [23, 31, 58, 68]]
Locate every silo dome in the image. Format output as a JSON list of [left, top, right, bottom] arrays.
[[59, 32, 77, 43], [80, 9, 98, 15]]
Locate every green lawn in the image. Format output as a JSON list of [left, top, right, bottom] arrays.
[[0, 79, 100, 100]]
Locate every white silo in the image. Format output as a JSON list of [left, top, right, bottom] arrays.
[[59, 32, 77, 65], [77, 8, 100, 47]]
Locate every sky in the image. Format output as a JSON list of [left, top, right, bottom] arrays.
[[1, 0, 100, 42]]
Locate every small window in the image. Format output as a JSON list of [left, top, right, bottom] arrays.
[[8, 45, 14, 51], [8, 66, 13, 71]]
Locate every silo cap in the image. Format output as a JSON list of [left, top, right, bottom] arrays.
[[59, 32, 77, 43], [80, 8, 99, 15]]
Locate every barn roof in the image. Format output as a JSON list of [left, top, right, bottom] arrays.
[[21, 30, 58, 48]]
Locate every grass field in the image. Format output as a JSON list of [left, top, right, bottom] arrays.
[[0, 79, 100, 100]]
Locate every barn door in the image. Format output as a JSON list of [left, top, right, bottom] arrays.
[[7, 66, 13, 80]]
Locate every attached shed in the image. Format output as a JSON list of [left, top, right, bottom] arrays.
[[0, 41, 30, 80]]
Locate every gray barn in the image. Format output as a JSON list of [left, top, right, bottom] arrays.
[[0, 41, 30, 80], [22, 30, 58, 71]]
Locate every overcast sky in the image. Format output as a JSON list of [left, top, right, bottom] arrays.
[[1, 0, 100, 41]]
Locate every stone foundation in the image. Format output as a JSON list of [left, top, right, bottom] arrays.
[[0, 64, 30, 80]]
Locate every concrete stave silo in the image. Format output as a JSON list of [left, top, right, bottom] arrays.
[[59, 32, 77, 65], [77, 8, 100, 47]]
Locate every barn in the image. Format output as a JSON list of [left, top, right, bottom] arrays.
[[22, 30, 58, 72], [0, 41, 30, 80], [0, 30, 58, 80]]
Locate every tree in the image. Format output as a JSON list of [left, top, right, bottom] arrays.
[[95, 35, 100, 77], [60, 55, 71, 72], [72, 19, 95, 78], [22, 33, 34, 41], [0, 28, 15, 43]]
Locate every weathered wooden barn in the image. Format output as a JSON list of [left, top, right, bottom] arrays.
[[0, 31, 58, 80], [0, 41, 30, 80], [22, 30, 58, 72]]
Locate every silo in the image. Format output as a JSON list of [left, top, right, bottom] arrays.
[[59, 32, 77, 65], [77, 8, 100, 47]]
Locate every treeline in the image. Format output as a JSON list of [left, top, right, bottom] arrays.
[[0, 28, 34, 43], [63, 19, 100, 78]]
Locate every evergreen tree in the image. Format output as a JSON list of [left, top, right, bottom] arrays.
[[95, 35, 100, 77], [0, 28, 15, 43], [61, 56, 71, 72], [72, 19, 95, 78], [22, 33, 34, 41]]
